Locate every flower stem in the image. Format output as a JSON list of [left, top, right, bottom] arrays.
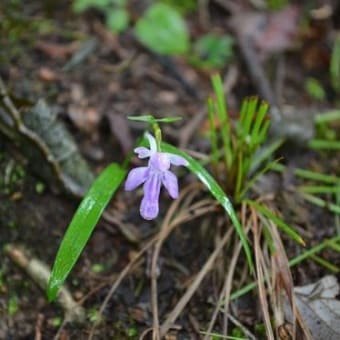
[[153, 122, 162, 151]]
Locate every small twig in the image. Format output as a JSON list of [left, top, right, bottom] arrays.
[[227, 314, 257, 340], [87, 238, 157, 340], [102, 210, 142, 243], [198, 0, 210, 28], [268, 219, 312, 340], [150, 53, 199, 99], [274, 55, 285, 108], [4, 244, 85, 323], [160, 227, 234, 337], [150, 184, 216, 339], [179, 109, 206, 149], [251, 207, 275, 340], [237, 36, 278, 107], [34, 313, 44, 340]]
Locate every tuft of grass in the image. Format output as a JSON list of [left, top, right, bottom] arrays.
[[208, 74, 272, 202], [230, 235, 340, 301]]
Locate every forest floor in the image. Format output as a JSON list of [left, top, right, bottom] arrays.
[[1, 1, 340, 339]]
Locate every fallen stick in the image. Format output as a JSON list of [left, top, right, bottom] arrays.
[[4, 243, 85, 323]]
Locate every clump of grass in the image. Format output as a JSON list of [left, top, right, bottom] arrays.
[[204, 74, 340, 338]]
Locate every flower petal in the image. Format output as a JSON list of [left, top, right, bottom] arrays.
[[124, 167, 148, 191], [149, 152, 170, 171], [162, 170, 179, 199], [134, 146, 151, 159], [140, 174, 161, 220], [166, 153, 189, 167], [145, 132, 157, 153]]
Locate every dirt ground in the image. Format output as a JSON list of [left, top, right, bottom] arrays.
[[1, 0, 340, 339]]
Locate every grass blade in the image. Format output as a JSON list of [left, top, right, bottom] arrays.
[[246, 200, 305, 245], [47, 163, 126, 301], [251, 100, 269, 141], [308, 139, 340, 150], [211, 74, 233, 169], [270, 163, 339, 184], [297, 185, 340, 194], [207, 97, 220, 171], [161, 142, 254, 272]]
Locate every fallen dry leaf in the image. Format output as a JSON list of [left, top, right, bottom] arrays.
[[35, 41, 78, 60], [106, 112, 133, 155], [285, 275, 340, 340], [68, 106, 101, 134], [231, 5, 300, 60], [38, 67, 59, 82]]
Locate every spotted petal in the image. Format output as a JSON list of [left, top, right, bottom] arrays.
[[140, 174, 161, 220], [125, 167, 148, 191], [166, 153, 189, 167], [162, 170, 179, 199]]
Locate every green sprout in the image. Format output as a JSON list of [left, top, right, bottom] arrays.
[[207, 74, 271, 203]]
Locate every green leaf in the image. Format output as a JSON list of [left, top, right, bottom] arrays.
[[47, 163, 126, 301], [211, 74, 232, 170], [305, 78, 326, 101], [207, 97, 220, 170], [159, 0, 197, 14], [161, 142, 254, 272], [308, 139, 340, 150], [73, 0, 111, 12], [330, 35, 340, 91], [128, 115, 182, 124], [134, 3, 189, 55], [191, 34, 234, 69], [106, 8, 129, 33]]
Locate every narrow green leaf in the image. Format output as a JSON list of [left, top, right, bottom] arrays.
[[235, 152, 244, 202], [128, 115, 182, 124], [211, 74, 232, 169], [251, 101, 269, 141], [330, 35, 340, 90], [257, 119, 270, 144], [242, 97, 257, 138], [293, 168, 339, 184], [250, 138, 284, 174], [240, 159, 282, 201], [299, 192, 340, 214], [231, 235, 340, 300], [47, 163, 126, 301], [270, 164, 340, 184], [247, 200, 305, 245], [315, 110, 340, 124], [298, 185, 340, 194], [161, 142, 254, 272], [128, 115, 154, 123], [238, 98, 249, 131], [308, 139, 340, 150], [155, 117, 182, 123], [207, 98, 220, 168], [310, 255, 340, 273]]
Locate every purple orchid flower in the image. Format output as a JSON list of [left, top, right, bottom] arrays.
[[125, 132, 188, 220]]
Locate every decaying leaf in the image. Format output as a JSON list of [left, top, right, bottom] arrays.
[[106, 112, 133, 155], [0, 77, 94, 197], [231, 5, 300, 60], [285, 275, 340, 340]]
